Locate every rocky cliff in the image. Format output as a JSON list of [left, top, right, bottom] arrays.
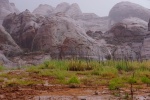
[[3, 10, 109, 60], [103, 17, 148, 60]]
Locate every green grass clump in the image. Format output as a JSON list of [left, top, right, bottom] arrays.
[[92, 66, 118, 78], [68, 76, 80, 84], [141, 76, 150, 86], [68, 60, 93, 71], [5, 78, 43, 87], [115, 61, 134, 72], [109, 78, 124, 90]]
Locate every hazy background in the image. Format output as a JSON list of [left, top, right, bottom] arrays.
[[10, 0, 150, 16]]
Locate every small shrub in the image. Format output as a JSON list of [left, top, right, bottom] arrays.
[[141, 76, 150, 86], [68, 60, 93, 71], [68, 76, 80, 88], [68, 76, 80, 84], [128, 77, 137, 84], [109, 78, 124, 90]]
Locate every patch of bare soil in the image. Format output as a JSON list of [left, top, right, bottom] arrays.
[[0, 85, 149, 100]]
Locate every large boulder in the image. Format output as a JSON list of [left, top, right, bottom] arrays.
[[104, 17, 148, 60], [109, 1, 150, 23], [0, 25, 22, 56], [32, 15, 108, 59], [0, 0, 19, 24], [33, 4, 54, 16], [3, 10, 39, 51]]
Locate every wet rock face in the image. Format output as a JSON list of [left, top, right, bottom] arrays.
[[105, 18, 148, 44], [0, 25, 22, 56], [3, 11, 109, 60], [109, 2, 150, 23], [86, 30, 103, 40], [32, 16, 107, 59], [104, 17, 148, 60], [3, 10, 39, 51], [141, 35, 150, 60]]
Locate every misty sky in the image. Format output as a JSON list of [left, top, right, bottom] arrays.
[[9, 0, 150, 17]]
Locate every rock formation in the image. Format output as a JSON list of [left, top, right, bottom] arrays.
[[33, 4, 54, 16], [0, 25, 22, 56], [2, 1, 150, 64], [3, 10, 109, 60], [141, 34, 150, 60], [104, 17, 148, 60], [3, 10, 39, 51], [0, 0, 19, 24], [33, 3, 109, 32], [109, 1, 150, 23]]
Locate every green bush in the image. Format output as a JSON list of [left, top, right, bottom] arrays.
[[109, 78, 124, 90], [141, 76, 150, 86], [68, 76, 80, 84]]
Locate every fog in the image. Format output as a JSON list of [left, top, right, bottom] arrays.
[[9, 0, 150, 16]]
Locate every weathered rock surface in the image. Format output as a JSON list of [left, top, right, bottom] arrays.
[[33, 3, 109, 32], [0, 0, 19, 24], [141, 33, 150, 60], [33, 4, 54, 16], [31, 16, 108, 59], [53, 2, 82, 18], [0, 25, 22, 56], [109, 1, 150, 23], [0, 51, 10, 64], [148, 19, 150, 31], [3, 10, 39, 51], [104, 17, 148, 60], [3, 10, 109, 60]]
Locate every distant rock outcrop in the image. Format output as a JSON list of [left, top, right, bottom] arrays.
[[104, 17, 148, 60], [0, 0, 19, 24], [32, 3, 109, 32], [109, 2, 150, 23], [33, 4, 54, 16]]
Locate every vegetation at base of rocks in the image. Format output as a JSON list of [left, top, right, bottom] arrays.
[[0, 60, 149, 93]]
